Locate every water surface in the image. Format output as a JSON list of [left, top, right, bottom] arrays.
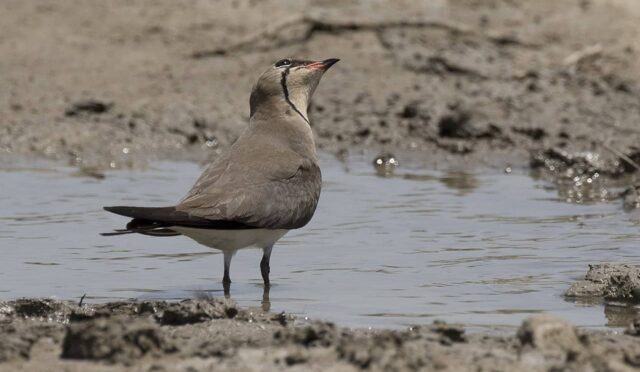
[[1, 155, 638, 330]]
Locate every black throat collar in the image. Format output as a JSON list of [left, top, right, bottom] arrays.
[[280, 68, 310, 125]]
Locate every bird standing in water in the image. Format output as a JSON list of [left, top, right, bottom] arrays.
[[103, 58, 339, 294]]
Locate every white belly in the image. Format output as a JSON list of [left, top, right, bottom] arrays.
[[171, 227, 288, 252]]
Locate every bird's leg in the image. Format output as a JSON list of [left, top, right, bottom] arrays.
[[261, 284, 271, 312], [260, 245, 273, 287], [223, 250, 233, 297]]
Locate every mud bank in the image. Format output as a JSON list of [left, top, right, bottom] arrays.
[[565, 264, 640, 329], [566, 264, 640, 302], [1, 0, 640, 172], [0, 298, 639, 371]]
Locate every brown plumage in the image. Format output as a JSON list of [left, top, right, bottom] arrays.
[[103, 58, 339, 291]]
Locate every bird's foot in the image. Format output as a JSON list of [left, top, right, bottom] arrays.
[[222, 278, 231, 298]]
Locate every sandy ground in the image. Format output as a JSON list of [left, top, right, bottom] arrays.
[[3, 0, 640, 370]]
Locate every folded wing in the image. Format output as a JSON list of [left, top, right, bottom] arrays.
[[177, 143, 321, 230]]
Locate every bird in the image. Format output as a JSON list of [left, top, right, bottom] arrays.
[[102, 58, 338, 294]]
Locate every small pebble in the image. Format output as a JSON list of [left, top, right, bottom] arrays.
[[373, 153, 399, 176]]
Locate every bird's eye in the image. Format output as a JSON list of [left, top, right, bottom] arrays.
[[275, 59, 292, 68]]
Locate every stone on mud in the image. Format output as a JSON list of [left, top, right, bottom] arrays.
[[61, 316, 176, 364], [517, 314, 583, 352], [566, 264, 640, 302]]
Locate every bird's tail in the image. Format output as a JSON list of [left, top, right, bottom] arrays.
[[101, 205, 253, 236], [101, 229, 137, 236], [100, 228, 181, 237], [102, 206, 185, 237]]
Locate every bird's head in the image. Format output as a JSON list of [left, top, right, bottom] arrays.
[[250, 58, 339, 121]]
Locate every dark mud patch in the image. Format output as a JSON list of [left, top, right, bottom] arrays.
[[273, 321, 342, 348], [12, 298, 69, 318], [64, 100, 113, 117], [156, 299, 238, 325]]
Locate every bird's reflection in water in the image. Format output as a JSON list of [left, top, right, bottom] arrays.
[[439, 171, 479, 196], [394, 170, 480, 197], [567, 297, 639, 328], [222, 284, 271, 312], [604, 302, 639, 327], [261, 285, 271, 312]]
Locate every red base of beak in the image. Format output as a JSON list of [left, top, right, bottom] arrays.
[[306, 58, 340, 70]]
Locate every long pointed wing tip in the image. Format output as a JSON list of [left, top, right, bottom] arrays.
[[100, 229, 132, 236]]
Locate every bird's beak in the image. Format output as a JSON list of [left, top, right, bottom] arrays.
[[305, 58, 340, 70]]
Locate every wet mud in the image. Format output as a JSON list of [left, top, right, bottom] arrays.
[[1, 298, 640, 371], [1, 1, 640, 172], [2, 0, 640, 213], [529, 147, 640, 213]]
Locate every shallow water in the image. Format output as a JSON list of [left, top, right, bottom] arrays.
[[1, 155, 639, 330]]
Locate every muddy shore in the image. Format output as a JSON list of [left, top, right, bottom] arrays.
[[1, 265, 639, 371], [2, 0, 640, 172], [1, 293, 639, 372]]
